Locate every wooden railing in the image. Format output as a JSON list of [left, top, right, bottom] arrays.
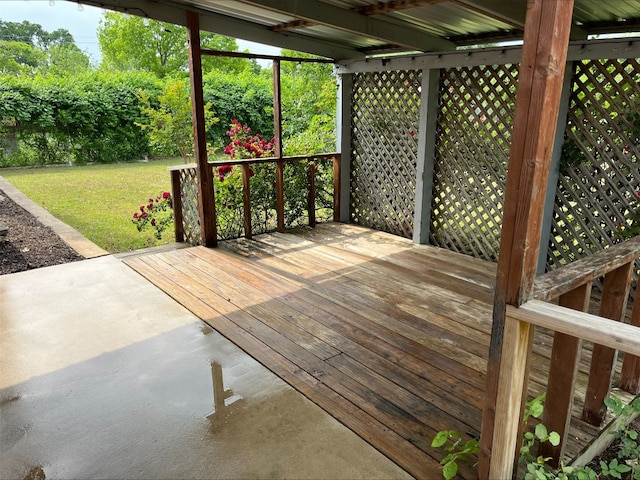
[[169, 153, 341, 244], [513, 236, 640, 466]]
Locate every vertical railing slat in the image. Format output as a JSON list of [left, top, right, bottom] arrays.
[[620, 285, 640, 394], [540, 282, 592, 467], [308, 161, 316, 228], [582, 262, 634, 425]]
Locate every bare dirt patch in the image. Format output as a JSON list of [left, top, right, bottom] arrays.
[[0, 188, 83, 275]]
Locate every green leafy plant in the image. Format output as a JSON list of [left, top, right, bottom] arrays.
[[132, 191, 173, 240], [603, 396, 640, 478], [430, 393, 603, 480], [430, 430, 479, 480]]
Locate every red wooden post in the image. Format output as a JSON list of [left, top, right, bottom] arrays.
[[273, 59, 285, 233], [620, 285, 640, 394], [241, 163, 252, 239], [308, 160, 316, 228], [478, 0, 574, 477], [170, 169, 185, 243], [332, 155, 341, 222], [186, 11, 217, 247], [582, 262, 634, 425], [540, 283, 592, 467]]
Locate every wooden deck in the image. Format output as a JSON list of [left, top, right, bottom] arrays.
[[123, 223, 608, 478]]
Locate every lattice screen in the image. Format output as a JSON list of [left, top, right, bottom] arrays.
[[430, 64, 518, 262], [546, 58, 640, 271], [176, 167, 202, 246], [350, 70, 421, 238]]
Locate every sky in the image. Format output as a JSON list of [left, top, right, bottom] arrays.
[[0, 0, 280, 64]]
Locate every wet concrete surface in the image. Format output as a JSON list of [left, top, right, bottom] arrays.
[[0, 256, 413, 479]]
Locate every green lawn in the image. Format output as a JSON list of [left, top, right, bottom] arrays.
[[1, 159, 185, 253]]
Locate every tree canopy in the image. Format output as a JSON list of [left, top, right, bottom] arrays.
[[0, 19, 90, 75], [97, 12, 251, 78]]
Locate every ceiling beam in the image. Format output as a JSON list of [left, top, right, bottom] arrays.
[[237, 0, 456, 52], [354, 0, 446, 16], [72, 0, 364, 60], [456, 0, 587, 39], [454, 0, 526, 29]]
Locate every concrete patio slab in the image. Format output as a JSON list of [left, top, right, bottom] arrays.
[[0, 255, 413, 480]]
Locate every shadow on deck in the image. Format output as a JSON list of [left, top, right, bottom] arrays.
[[123, 223, 616, 478]]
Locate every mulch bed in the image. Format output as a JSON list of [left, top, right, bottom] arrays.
[[0, 188, 83, 275]]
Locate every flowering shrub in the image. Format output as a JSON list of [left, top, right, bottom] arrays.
[[617, 190, 640, 239], [132, 191, 174, 240], [211, 121, 278, 237], [223, 119, 275, 160], [207, 119, 334, 240]]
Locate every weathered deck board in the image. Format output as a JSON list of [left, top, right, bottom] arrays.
[[123, 223, 620, 477]]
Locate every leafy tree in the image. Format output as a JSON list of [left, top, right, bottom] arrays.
[[0, 20, 89, 75], [203, 69, 274, 147], [0, 40, 44, 74], [46, 43, 91, 76], [98, 12, 250, 78], [0, 20, 74, 49], [280, 50, 336, 154], [137, 78, 218, 158], [98, 12, 186, 77]]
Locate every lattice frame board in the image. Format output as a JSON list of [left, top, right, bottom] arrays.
[[546, 58, 640, 272], [177, 167, 202, 246], [350, 70, 421, 238], [429, 64, 518, 262]]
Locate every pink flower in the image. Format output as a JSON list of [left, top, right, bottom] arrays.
[[162, 191, 171, 199]]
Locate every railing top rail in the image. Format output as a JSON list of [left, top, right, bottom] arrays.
[[167, 153, 340, 172], [533, 236, 640, 302], [508, 300, 640, 356]]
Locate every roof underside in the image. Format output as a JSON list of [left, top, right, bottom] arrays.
[[76, 0, 640, 61]]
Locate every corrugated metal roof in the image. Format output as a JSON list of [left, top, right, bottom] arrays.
[[77, 0, 640, 60]]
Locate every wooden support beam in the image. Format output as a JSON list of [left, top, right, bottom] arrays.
[[540, 283, 592, 467], [621, 285, 640, 394], [488, 316, 535, 480], [478, 0, 574, 478], [582, 262, 634, 426], [412, 68, 439, 244], [337, 74, 352, 223], [536, 63, 575, 275], [187, 11, 217, 247], [272, 59, 285, 233]]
